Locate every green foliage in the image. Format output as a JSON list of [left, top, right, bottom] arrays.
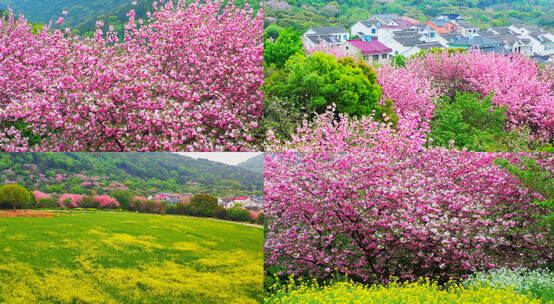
[[111, 190, 133, 210], [0, 120, 44, 148], [265, 27, 304, 69], [495, 157, 554, 232], [390, 55, 407, 68], [79, 195, 97, 208], [227, 207, 251, 222], [428, 92, 509, 151], [36, 197, 58, 208], [412, 47, 467, 58], [0, 184, 31, 210], [255, 212, 265, 225], [237, 154, 264, 174], [213, 205, 228, 219], [191, 193, 218, 217], [266, 52, 382, 118]]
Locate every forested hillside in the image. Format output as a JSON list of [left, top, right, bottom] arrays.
[[237, 154, 264, 174], [265, 0, 554, 31], [0, 0, 260, 36], [0, 153, 263, 196]]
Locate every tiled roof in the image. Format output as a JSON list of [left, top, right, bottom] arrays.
[[457, 21, 476, 29], [491, 27, 513, 35], [429, 19, 453, 27], [529, 33, 552, 43], [392, 18, 415, 28], [360, 20, 381, 27], [308, 26, 348, 35], [415, 42, 446, 50], [373, 14, 399, 21], [440, 33, 463, 43], [393, 30, 421, 38], [450, 36, 502, 47], [233, 196, 249, 200], [403, 16, 420, 24], [393, 36, 424, 47], [304, 34, 341, 44], [348, 39, 393, 54]]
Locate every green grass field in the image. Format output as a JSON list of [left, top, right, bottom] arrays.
[[0, 211, 263, 304]]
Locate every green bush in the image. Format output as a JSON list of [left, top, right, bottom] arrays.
[[227, 207, 251, 222], [496, 157, 553, 232], [213, 205, 227, 219], [266, 52, 382, 118], [255, 212, 265, 225], [79, 196, 98, 208], [428, 92, 509, 151], [36, 197, 58, 208]]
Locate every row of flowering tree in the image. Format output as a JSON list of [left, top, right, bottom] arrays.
[[0, 0, 263, 151], [264, 152, 553, 284]]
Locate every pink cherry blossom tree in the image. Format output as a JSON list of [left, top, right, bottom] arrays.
[[93, 195, 119, 209], [264, 152, 553, 284], [0, 0, 263, 151], [58, 193, 84, 208]]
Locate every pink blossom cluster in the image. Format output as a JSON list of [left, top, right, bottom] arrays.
[[58, 193, 84, 208], [264, 152, 553, 283], [32, 190, 50, 200], [0, 0, 263, 151], [80, 181, 94, 188], [93, 195, 119, 209], [399, 51, 553, 141], [305, 44, 346, 59], [265, 107, 428, 154]]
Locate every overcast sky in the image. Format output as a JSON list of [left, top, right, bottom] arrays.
[[177, 152, 263, 166]]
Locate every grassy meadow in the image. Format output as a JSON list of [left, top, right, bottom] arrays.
[[0, 211, 263, 304]]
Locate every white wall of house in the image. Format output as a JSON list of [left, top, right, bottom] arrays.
[[351, 22, 378, 37], [385, 39, 411, 56]]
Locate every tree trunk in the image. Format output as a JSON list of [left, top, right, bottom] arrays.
[[13, 202, 16, 212]]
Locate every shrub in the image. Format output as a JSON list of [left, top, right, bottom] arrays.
[[79, 196, 98, 208], [264, 152, 553, 284], [255, 212, 265, 225], [265, 278, 541, 304], [266, 52, 382, 118], [213, 205, 227, 219], [36, 197, 58, 208], [428, 92, 508, 151], [464, 268, 554, 302], [227, 207, 251, 222]]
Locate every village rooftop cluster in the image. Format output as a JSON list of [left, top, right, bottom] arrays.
[[303, 13, 554, 65], [149, 192, 264, 211]]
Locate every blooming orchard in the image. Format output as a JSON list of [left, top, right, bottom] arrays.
[[0, 0, 263, 151], [266, 51, 553, 151], [264, 152, 553, 283]]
